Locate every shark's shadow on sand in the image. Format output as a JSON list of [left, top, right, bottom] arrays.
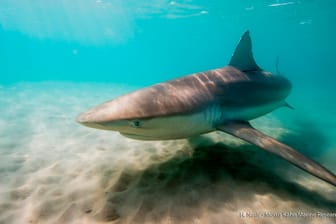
[[94, 120, 335, 223]]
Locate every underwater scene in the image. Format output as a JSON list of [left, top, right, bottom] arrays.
[[1, 0, 336, 223]]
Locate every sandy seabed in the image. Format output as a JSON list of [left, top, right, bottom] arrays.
[[0, 81, 336, 224]]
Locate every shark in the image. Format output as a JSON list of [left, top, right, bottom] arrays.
[[77, 31, 336, 187]]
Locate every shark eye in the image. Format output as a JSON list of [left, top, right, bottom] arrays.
[[131, 120, 142, 128]]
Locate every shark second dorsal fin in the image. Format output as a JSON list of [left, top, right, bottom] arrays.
[[229, 31, 262, 72]]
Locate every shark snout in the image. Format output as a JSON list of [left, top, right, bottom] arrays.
[[76, 106, 108, 124], [76, 103, 125, 131], [77, 103, 112, 125], [76, 109, 96, 125], [76, 110, 109, 130]]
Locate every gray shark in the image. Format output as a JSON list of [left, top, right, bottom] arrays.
[[77, 31, 336, 187]]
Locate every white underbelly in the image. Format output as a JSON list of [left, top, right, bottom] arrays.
[[121, 101, 284, 140], [122, 112, 215, 140]]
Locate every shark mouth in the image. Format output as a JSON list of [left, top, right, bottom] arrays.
[[120, 132, 159, 141]]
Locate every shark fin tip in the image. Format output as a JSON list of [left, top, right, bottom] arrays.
[[229, 31, 262, 72]]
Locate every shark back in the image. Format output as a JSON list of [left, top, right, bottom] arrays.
[[86, 66, 290, 122], [78, 31, 290, 123]]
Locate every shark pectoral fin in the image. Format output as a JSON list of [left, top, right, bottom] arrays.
[[217, 121, 336, 187]]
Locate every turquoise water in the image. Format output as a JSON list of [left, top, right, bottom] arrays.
[[1, 0, 335, 87], [1, 1, 336, 223]]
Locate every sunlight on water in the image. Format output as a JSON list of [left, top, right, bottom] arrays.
[[0, 0, 134, 44], [0, 0, 210, 44]]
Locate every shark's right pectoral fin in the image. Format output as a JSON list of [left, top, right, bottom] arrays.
[[217, 121, 336, 187]]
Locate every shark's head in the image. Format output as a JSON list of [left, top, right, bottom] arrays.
[[76, 88, 208, 140], [77, 113, 155, 140], [77, 105, 203, 141], [77, 112, 149, 141], [76, 92, 156, 139]]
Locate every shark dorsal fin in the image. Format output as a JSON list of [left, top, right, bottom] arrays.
[[229, 31, 261, 71]]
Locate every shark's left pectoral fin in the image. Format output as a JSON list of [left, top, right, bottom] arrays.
[[217, 121, 336, 187]]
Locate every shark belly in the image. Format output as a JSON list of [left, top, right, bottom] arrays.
[[120, 101, 284, 141], [121, 109, 220, 140]]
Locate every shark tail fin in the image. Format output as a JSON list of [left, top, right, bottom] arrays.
[[229, 30, 262, 72]]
